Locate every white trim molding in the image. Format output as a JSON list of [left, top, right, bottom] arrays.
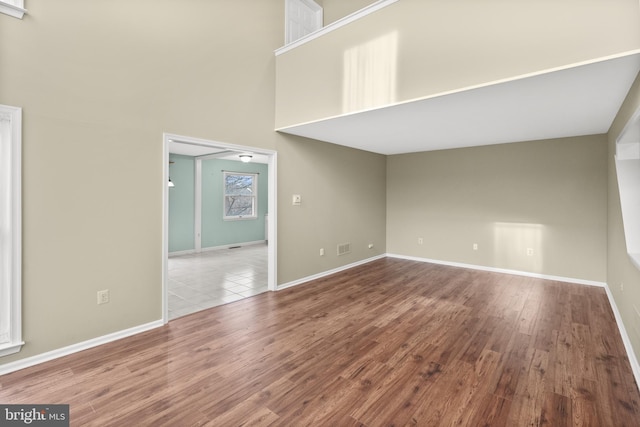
[[614, 105, 640, 270], [387, 253, 607, 287], [277, 254, 386, 290], [277, 253, 607, 292], [0, 0, 26, 19], [0, 105, 23, 358], [168, 240, 267, 258], [603, 285, 640, 391], [163, 133, 278, 323], [0, 320, 163, 376], [276, 0, 398, 55], [387, 254, 640, 386]]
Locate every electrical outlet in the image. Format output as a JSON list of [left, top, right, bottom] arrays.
[[526, 248, 534, 256], [368, 243, 374, 249], [473, 243, 478, 251], [418, 237, 423, 245], [97, 289, 110, 305], [292, 194, 301, 205], [320, 248, 324, 256]]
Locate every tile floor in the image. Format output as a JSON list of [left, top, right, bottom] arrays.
[[168, 244, 268, 320]]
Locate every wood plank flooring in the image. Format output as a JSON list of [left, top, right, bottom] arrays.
[[1, 258, 639, 426]]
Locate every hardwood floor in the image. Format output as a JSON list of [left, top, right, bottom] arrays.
[[1, 258, 639, 426]]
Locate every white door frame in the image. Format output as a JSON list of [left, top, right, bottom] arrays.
[[285, 0, 323, 44], [162, 133, 278, 324], [194, 158, 203, 252]]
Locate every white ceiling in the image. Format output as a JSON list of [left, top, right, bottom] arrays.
[[169, 140, 269, 164], [278, 53, 640, 155]]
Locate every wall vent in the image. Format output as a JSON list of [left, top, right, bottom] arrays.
[[337, 242, 351, 256]]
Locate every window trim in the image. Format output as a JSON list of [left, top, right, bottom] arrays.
[[223, 171, 258, 221], [0, 0, 27, 19], [615, 105, 640, 270], [0, 104, 23, 357]]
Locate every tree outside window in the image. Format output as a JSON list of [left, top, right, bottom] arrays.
[[223, 172, 257, 220]]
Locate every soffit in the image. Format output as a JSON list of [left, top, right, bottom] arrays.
[[278, 53, 640, 155]]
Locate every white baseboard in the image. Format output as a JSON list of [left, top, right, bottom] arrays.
[[4, 254, 632, 387], [169, 241, 266, 257], [388, 253, 640, 389], [0, 320, 164, 376], [277, 254, 387, 291], [387, 253, 607, 287], [168, 249, 197, 257], [203, 240, 266, 251], [603, 284, 640, 390]]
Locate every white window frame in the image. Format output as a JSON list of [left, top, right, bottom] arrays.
[[0, 0, 27, 19], [0, 105, 23, 357], [223, 171, 258, 220]]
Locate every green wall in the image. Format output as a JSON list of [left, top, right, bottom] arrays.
[[202, 159, 269, 248], [168, 154, 195, 253], [168, 155, 268, 253]]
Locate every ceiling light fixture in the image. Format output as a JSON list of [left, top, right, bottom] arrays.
[[239, 154, 253, 163]]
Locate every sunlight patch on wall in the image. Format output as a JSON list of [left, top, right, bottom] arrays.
[[342, 31, 398, 113], [493, 222, 545, 272]]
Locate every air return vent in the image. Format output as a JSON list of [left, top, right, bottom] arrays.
[[337, 242, 351, 256]]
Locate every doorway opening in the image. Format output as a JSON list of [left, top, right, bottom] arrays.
[[162, 133, 277, 322], [285, 0, 323, 45]]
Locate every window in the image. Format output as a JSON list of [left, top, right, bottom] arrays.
[[223, 172, 257, 220], [0, 0, 26, 19], [0, 104, 23, 357]]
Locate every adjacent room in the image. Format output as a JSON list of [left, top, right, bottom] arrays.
[[167, 140, 271, 319]]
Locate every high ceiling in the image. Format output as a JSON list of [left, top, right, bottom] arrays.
[[278, 53, 640, 155]]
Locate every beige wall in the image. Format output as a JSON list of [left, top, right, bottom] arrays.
[[0, 0, 388, 366], [608, 71, 640, 360], [1, 0, 636, 372], [0, 0, 280, 364], [317, 0, 379, 25], [276, 0, 640, 129], [277, 134, 386, 284], [387, 136, 608, 282]]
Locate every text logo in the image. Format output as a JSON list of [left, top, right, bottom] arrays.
[[0, 405, 69, 426]]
